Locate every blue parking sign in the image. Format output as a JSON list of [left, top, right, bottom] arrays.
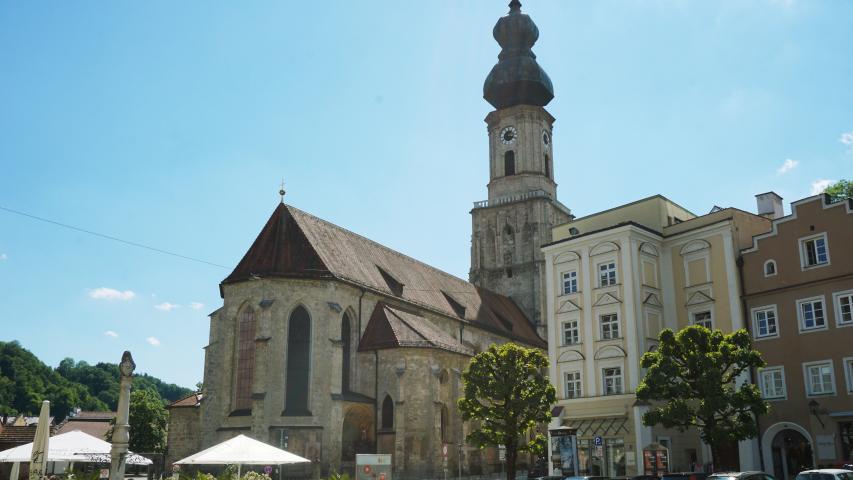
[[593, 436, 603, 446]]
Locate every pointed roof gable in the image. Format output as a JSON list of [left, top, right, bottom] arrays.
[[359, 303, 474, 355], [222, 204, 544, 348]]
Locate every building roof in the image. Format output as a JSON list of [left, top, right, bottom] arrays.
[[0, 425, 58, 445], [54, 411, 116, 440], [167, 392, 203, 409], [358, 302, 475, 355], [222, 203, 544, 348]]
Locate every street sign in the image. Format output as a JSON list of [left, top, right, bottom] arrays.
[[264, 466, 272, 475], [442, 444, 449, 458], [593, 436, 603, 446], [498, 445, 506, 462], [356, 454, 392, 480]]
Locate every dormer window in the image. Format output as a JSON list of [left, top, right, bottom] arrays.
[[376, 265, 404, 296], [441, 291, 467, 319], [764, 260, 777, 277]]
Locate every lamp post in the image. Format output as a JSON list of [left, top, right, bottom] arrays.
[[109, 351, 136, 480]]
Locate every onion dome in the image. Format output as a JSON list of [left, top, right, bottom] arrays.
[[483, 0, 554, 109]]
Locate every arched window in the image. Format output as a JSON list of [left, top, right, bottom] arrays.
[[285, 306, 311, 415], [235, 307, 256, 411], [764, 260, 777, 277], [504, 150, 515, 176], [381, 395, 394, 430], [544, 154, 550, 179], [341, 313, 352, 393]]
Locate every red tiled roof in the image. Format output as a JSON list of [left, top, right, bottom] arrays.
[[222, 204, 544, 348], [55, 421, 111, 440], [359, 302, 474, 355], [0, 425, 58, 444], [167, 392, 203, 408]]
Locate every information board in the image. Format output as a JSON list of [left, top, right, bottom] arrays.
[[356, 454, 392, 480]]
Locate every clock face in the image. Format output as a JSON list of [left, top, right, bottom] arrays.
[[500, 126, 517, 145], [542, 130, 551, 147]]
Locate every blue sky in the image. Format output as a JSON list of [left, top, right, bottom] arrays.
[[1, 1, 851, 388]]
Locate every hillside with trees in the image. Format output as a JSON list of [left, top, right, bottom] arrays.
[[0, 341, 192, 421]]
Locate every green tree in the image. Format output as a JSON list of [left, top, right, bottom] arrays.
[[821, 179, 852, 202], [637, 326, 769, 469], [458, 343, 556, 480], [127, 388, 169, 453]]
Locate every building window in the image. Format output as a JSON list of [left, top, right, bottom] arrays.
[[564, 371, 581, 399], [603, 367, 623, 395], [834, 290, 853, 327], [752, 306, 779, 339], [843, 357, 853, 393], [284, 306, 311, 415], [759, 367, 786, 399], [797, 297, 827, 331], [600, 314, 620, 340], [504, 150, 515, 176], [800, 233, 829, 268], [562, 270, 578, 295], [440, 404, 449, 443], [692, 311, 713, 329], [341, 313, 352, 393], [803, 360, 835, 396], [381, 394, 394, 430], [562, 320, 580, 345], [545, 154, 551, 179], [764, 260, 777, 277], [598, 262, 617, 287], [235, 307, 257, 411]]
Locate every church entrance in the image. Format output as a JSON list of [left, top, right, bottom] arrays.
[[341, 404, 375, 474], [771, 429, 813, 480]]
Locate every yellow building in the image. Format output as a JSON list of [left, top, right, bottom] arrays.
[[542, 195, 772, 475]]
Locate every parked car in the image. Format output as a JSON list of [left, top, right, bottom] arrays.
[[795, 469, 853, 480], [706, 472, 776, 480], [563, 476, 609, 480], [662, 472, 711, 480]]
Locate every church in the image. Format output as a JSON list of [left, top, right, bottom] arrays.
[[166, 2, 571, 478]]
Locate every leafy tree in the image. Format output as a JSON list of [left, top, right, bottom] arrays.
[[637, 326, 769, 469], [821, 179, 852, 202], [458, 343, 556, 480], [127, 388, 169, 453]]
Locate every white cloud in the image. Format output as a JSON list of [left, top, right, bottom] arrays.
[[104, 330, 119, 338], [89, 287, 136, 301], [189, 302, 205, 310], [841, 131, 853, 150], [154, 302, 179, 311], [777, 158, 799, 174], [810, 179, 835, 195], [0, 254, 7, 261], [146, 336, 161, 347]]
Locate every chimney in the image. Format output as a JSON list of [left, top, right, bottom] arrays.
[[756, 192, 784, 219]]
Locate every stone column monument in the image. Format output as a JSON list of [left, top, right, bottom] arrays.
[[109, 351, 136, 480]]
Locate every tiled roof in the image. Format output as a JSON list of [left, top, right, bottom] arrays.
[[167, 392, 203, 408], [55, 420, 111, 440], [0, 425, 57, 444], [358, 302, 474, 355], [222, 203, 544, 348], [70, 411, 115, 421]]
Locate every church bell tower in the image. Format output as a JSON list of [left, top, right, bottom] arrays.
[[470, 0, 572, 336]]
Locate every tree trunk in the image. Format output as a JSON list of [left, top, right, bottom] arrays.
[[506, 444, 517, 480], [710, 444, 719, 473]]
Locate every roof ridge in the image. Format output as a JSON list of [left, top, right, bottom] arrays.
[[287, 204, 472, 288]]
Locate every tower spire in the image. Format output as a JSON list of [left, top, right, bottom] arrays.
[[279, 178, 286, 203]]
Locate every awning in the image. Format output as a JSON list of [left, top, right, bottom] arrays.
[[0, 430, 151, 465], [174, 435, 310, 465]]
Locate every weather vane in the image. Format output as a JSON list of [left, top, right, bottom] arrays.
[[279, 178, 286, 203]]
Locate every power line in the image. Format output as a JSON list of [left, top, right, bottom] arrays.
[[0, 204, 232, 270]]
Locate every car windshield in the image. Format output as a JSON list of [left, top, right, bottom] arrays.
[[795, 474, 836, 480]]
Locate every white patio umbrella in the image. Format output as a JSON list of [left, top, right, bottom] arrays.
[[0, 431, 152, 465], [29, 401, 49, 480], [9, 461, 19, 480], [174, 434, 310, 478]]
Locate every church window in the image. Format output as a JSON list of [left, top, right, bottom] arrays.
[[285, 306, 311, 415], [439, 404, 449, 443], [235, 306, 257, 411], [341, 313, 352, 393], [545, 154, 550, 179], [504, 150, 515, 176], [381, 395, 394, 430]]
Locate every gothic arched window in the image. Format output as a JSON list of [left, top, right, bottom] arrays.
[[440, 404, 449, 442], [504, 150, 515, 176], [235, 306, 256, 411], [285, 306, 311, 415], [341, 313, 352, 393], [381, 394, 394, 430], [545, 154, 550, 179]]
